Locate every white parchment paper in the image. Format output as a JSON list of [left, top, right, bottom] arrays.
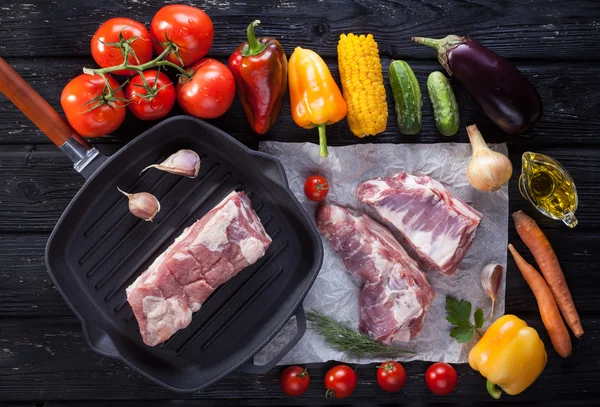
[[255, 141, 508, 365]]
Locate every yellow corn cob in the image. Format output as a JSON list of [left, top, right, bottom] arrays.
[[337, 33, 388, 138]]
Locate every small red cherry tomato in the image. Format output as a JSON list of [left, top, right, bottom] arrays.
[[425, 362, 457, 395], [280, 366, 310, 397], [150, 4, 214, 66], [91, 18, 152, 76], [125, 70, 176, 121], [61, 74, 126, 138], [324, 364, 357, 399], [177, 58, 236, 119], [304, 175, 329, 202], [377, 360, 406, 392]]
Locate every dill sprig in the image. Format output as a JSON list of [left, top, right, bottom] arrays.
[[306, 310, 415, 358]]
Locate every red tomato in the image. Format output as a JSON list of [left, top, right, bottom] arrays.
[[304, 175, 329, 201], [324, 365, 357, 399], [377, 360, 406, 392], [280, 366, 310, 396], [91, 18, 152, 76], [425, 362, 457, 395], [125, 70, 176, 121], [177, 58, 235, 119], [61, 74, 126, 138], [150, 4, 214, 66]]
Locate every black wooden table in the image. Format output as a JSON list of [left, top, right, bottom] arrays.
[[1, 0, 599, 405]]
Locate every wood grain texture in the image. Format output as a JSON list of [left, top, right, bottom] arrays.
[[0, 232, 597, 320], [0, 145, 597, 232], [0, 0, 599, 60], [1, 0, 600, 405], [1, 58, 600, 146], [0, 57, 82, 148], [0, 319, 597, 403]]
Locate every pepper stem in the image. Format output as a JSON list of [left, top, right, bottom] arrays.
[[317, 124, 328, 158], [486, 379, 502, 399], [243, 20, 267, 56]]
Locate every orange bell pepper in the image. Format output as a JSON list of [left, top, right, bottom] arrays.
[[288, 46, 347, 157]]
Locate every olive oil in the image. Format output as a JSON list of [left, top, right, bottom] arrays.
[[518, 152, 578, 227]]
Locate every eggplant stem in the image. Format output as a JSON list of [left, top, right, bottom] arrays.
[[412, 36, 442, 50]]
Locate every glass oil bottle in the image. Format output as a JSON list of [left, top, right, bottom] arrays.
[[518, 152, 578, 227]]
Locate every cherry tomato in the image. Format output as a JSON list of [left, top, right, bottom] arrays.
[[91, 18, 152, 76], [425, 362, 457, 395], [324, 364, 357, 399], [304, 175, 329, 201], [125, 70, 176, 121], [377, 360, 406, 392], [280, 366, 310, 396], [150, 4, 214, 66], [177, 58, 235, 119], [61, 74, 126, 138]]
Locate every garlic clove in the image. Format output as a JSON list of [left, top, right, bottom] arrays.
[[480, 263, 503, 316], [466, 124, 513, 192], [140, 149, 201, 178], [118, 187, 161, 221]]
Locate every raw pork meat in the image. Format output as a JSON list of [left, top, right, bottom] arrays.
[[357, 172, 482, 276], [126, 191, 272, 346], [317, 203, 435, 343]]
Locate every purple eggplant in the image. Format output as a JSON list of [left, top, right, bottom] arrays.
[[412, 35, 542, 135]]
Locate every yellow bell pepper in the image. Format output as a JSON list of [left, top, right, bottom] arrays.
[[288, 46, 347, 158], [469, 315, 547, 399]]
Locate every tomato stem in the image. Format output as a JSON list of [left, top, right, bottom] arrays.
[[325, 389, 335, 399], [83, 44, 192, 79], [155, 60, 190, 76], [99, 73, 114, 99], [378, 361, 395, 372]]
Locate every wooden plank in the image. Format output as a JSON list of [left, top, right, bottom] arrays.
[[0, 230, 597, 319], [1, 58, 600, 146], [0, 319, 600, 405], [0, 318, 597, 403], [37, 402, 595, 407], [0, 0, 598, 60], [0, 234, 73, 317], [0, 145, 597, 232]]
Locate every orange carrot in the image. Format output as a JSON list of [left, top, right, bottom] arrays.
[[508, 244, 572, 358], [512, 210, 583, 338]]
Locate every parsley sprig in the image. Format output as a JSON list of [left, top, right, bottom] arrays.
[[445, 296, 485, 343]]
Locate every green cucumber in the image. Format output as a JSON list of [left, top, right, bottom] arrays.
[[427, 71, 459, 136], [388, 60, 422, 135]]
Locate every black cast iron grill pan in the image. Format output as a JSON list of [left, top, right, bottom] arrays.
[[0, 57, 323, 392]]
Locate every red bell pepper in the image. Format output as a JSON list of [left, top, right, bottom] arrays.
[[228, 20, 288, 134]]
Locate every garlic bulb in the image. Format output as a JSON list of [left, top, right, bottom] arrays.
[[141, 149, 201, 178], [481, 263, 503, 316], [466, 124, 513, 191], [118, 187, 161, 221]]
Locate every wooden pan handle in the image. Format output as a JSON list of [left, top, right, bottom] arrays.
[[0, 56, 88, 149]]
